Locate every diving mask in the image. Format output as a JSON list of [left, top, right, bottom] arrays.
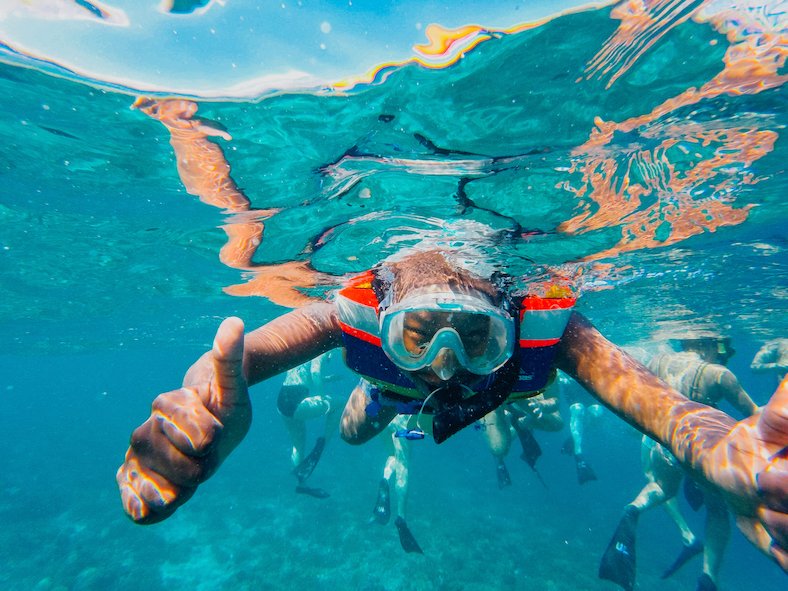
[[379, 290, 515, 377]]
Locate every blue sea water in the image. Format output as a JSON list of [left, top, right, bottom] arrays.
[[0, 1, 786, 590]]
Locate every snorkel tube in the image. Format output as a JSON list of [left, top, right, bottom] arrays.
[[431, 356, 520, 444]]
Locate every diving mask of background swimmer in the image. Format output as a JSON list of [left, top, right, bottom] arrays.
[[379, 291, 515, 379]]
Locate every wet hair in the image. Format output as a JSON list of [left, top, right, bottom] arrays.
[[371, 250, 502, 307], [680, 336, 735, 364]]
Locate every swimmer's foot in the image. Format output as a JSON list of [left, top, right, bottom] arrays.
[[661, 539, 703, 579], [370, 478, 390, 525], [497, 461, 512, 489], [293, 436, 326, 483], [696, 573, 717, 591], [395, 517, 424, 554], [599, 505, 639, 591], [295, 485, 330, 499], [575, 454, 598, 484]]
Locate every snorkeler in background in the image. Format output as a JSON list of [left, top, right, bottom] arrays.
[[277, 351, 340, 498], [751, 338, 788, 384], [599, 336, 760, 591], [368, 412, 423, 554], [482, 390, 562, 489], [557, 371, 606, 484], [118, 98, 788, 580]]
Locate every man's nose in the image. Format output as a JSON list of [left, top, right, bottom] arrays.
[[431, 347, 459, 381]]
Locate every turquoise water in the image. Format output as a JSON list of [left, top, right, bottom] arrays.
[[1, 1, 786, 590]]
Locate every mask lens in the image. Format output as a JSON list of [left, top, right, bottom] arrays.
[[380, 293, 514, 375]]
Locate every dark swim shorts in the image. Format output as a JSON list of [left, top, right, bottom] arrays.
[[277, 384, 310, 418]]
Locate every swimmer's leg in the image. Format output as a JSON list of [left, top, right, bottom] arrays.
[[480, 407, 512, 488], [661, 497, 703, 578], [568, 403, 597, 484]]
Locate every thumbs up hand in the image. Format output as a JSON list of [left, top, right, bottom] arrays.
[[116, 317, 251, 523]]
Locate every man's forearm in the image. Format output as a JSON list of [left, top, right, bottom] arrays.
[[556, 312, 736, 473], [183, 304, 342, 389]]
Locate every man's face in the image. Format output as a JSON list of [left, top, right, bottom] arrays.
[[401, 309, 491, 385]]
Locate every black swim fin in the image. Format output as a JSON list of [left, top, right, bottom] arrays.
[[515, 424, 542, 469], [696, 573, 717, 591], [293, 437, 326, 483], [684, 477, 706, 511], [599, 505, 639, 591], [575, 454, 598, 484], [295, 485, 330, 499], [395, 516, 424, 554], [662, 539, 703, 579], [497, 461, 512, 489], [370, 478, 391, 525], [561, 436, 575, 455]]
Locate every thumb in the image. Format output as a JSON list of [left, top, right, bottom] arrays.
[[209, 316, 248, 416]]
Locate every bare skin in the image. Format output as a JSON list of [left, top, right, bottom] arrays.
[[119, 99, 788, 569], [118, 306, 788, 574], [558, 314, 788, 569]]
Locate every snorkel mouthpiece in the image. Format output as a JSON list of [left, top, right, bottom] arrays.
[[431, 357, 520, 444]]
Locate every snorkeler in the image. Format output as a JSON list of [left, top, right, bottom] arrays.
[[117, 248, 788, 579], [751, 338, 788, 383], [118, 98, 788, 578], [481, 390, 562, 489], [277, 351, 340, 498], [367, 412, 423, 554], [557, 371, 606, 484], [599, 336, 760, 591]]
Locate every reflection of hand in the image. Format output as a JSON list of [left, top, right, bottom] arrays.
[[132, 97, 232, 140], [710, 378, 788, 571], [116, 317, 251, 524]]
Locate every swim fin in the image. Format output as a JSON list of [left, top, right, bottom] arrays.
[[295, 485, 330, 499], [661, 539, 703, 579], [293, 437, 326, 483], [696, 573, 717, 591], [599, 505, 639, 591], [395, 516, 424, 554], [370, 478, 391, 525], [575, 454, 598, 484], [515, 424, 542, 469], [684, 477, 705, 511], [497, 461, 512, 489], [561, 436, 575, 455]]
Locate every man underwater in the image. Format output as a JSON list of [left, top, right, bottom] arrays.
[[117, 249, 788, 575]]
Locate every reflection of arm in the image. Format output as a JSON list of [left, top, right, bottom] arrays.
[[183, 303, 342, 388], [133, 97, 276, 270]]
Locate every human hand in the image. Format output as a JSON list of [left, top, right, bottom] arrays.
[[132, 97, 232, 140], [708, 378, 788, 571], [116, 317, 251, 524], [525, 398, 543, 419]]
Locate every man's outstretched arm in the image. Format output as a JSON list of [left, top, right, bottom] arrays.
[[117, 304, 342, 524], [556, 312, 788, 571]]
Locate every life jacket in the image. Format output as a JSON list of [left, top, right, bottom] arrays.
[[334, 271, 576, 401]]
